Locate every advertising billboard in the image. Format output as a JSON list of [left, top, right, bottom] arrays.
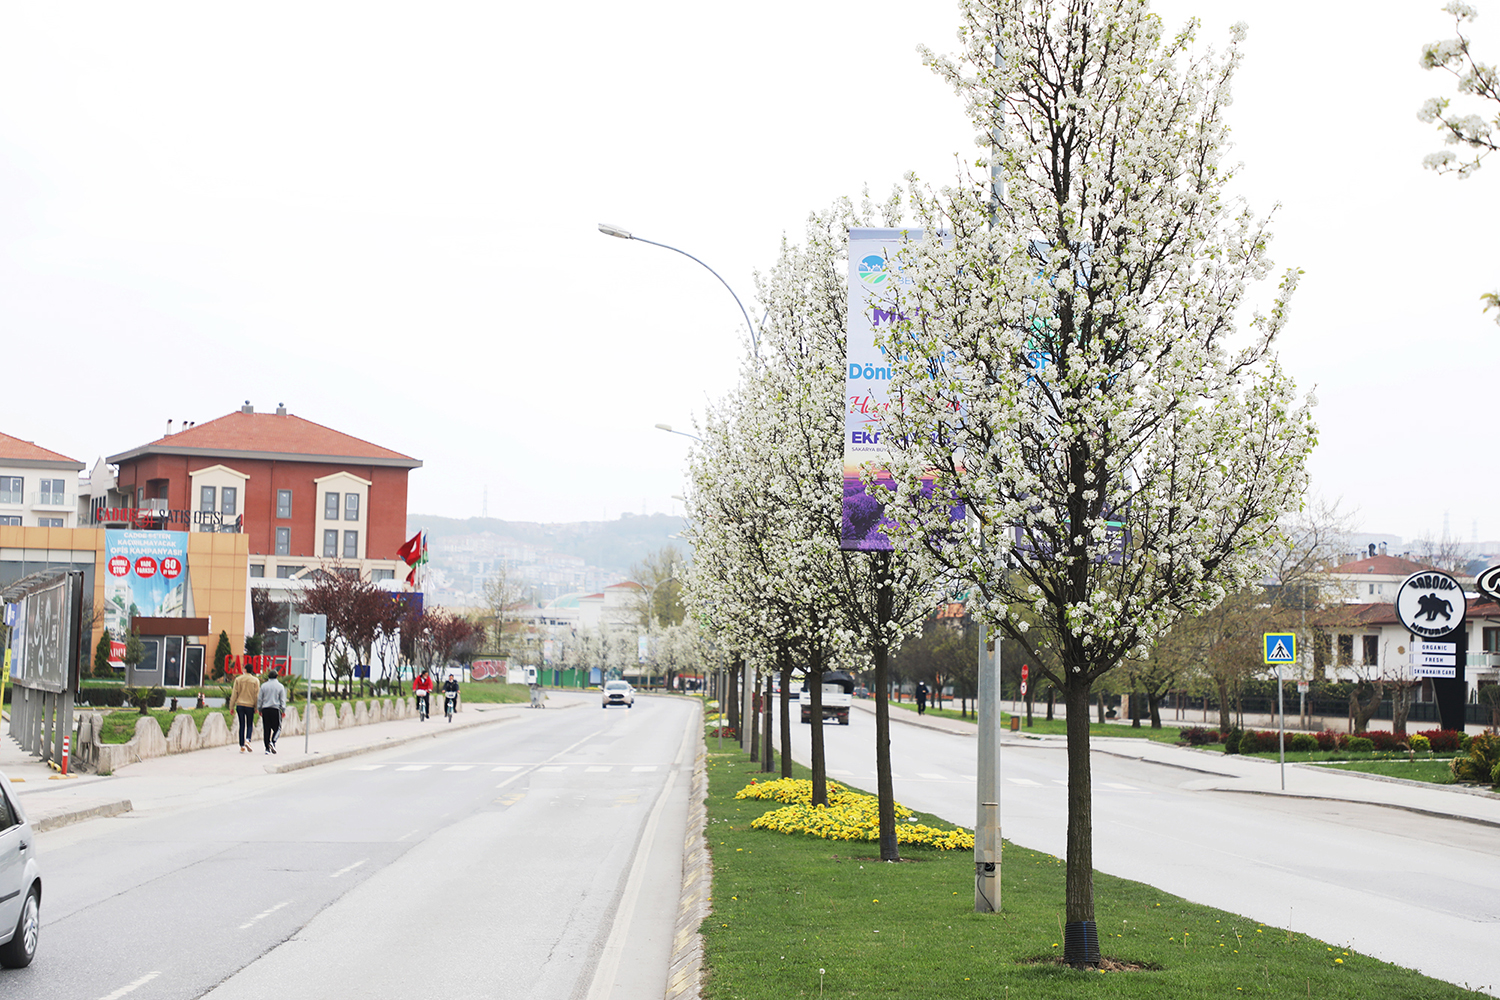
[[7, 571, 83, 695], [103, 530, 192, 638]]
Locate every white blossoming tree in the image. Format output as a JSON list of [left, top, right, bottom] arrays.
[[1419, 1, 1500, 319], [870, 0, 1316, 962]]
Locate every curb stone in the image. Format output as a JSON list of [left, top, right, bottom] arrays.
[[665, 740, 710, 1000], [32, 798, 133, 832]]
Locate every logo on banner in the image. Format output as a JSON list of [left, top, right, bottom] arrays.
[[858, 254, 890, 285]]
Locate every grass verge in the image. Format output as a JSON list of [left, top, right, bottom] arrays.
[[457, 682, 530, 704], [701, 738, 1485, 999], [888, 701, 1184, 744], [1311, 758, 1458, 784]]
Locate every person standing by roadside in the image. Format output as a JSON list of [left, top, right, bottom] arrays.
[[916, 681, 929, 716], [258, 668, 288, 754], [231, 667, 261, 753]]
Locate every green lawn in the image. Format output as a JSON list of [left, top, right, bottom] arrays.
[[456, 682, 530, 704], [1311, 758, 1458, 784], [701, 736, 1484, 999]]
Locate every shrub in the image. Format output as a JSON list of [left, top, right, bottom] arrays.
[[77, 685, 131, 708], [1408, 734, 1431, 753], [1418, 729, 1463, 753], [1178, 726, 1221, 746], [1223, 728, 1242, 754], [1357, 730, 1405, 752], [1451, 732, 1500, 783], [1313, 729, 1342, 751], [1346, 736, 1374, 753], [1289, 733, 1319, 753], [1491, 760, 1500, 788]]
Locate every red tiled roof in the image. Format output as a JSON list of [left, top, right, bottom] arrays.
[[1328, 555, 1440, 576], [0, 431, 83, 467], [107, 409, 420, 468]]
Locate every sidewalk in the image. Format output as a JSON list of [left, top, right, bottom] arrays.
[[1, 696, 562, 833], [853, 698, 1500, 828]]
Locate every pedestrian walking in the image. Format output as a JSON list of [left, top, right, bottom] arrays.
[[231, 667, 261, 752], [916, 682, 929, 715], [258, 669, 288, 754]]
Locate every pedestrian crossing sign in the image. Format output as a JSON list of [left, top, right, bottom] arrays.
[[1263, 633, 1296, 664]]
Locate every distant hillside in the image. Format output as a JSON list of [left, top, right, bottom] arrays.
[[407, 512, 689, 577]]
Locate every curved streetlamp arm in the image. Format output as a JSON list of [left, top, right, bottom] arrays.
[[598, 223, 761, 358]]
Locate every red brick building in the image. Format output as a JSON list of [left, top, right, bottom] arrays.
[[104, 402, 421, 582]]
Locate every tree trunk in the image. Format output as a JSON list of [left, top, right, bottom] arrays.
[[1215, 677, 1232, 732], [762, 672, 775, 774], [1046, 687, 1056, 721], [1391, 682, 1415, 736], [1062, 675, 1096, 957], [1096, 691, 1105, 724], [727, 656, 742, 735], [871, 551, 900, 862], [810, 646, 828, 807], [1349, 680, 1384, 733], [1130, 690, 1141, 728], [778, 651, 793, 779], [749, 668, 761, 763], [1148, 691, 1162, 729]]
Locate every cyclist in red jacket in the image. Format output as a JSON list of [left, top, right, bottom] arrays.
[[413, 671, 434, 720]]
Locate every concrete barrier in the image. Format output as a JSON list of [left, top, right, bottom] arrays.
[[89, 697, 412, 773]]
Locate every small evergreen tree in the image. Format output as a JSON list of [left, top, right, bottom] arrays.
[[212, 630, 233, 681], [93, 628, 114, 679]]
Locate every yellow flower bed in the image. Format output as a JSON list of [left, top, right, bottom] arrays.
[[735, 778, 974, 850]]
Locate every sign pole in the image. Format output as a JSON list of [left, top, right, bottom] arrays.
[[1277, 659, 1285, 790]]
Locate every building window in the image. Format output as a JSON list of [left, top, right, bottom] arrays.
[[371, 568, 395, 581], [343, 530, 358, 559], [39, 479, 65, 505], [0, 517, 20, 526], [277, 490, 292, 519], [275, 565, 305, 579], [1337, 634, 1354, 665], [1368, 583, 1375, 595], [323, 529, 338, 557], [201, 485, 216, 511], [0, 477, 20, 504], [249, 564, 265, 578], [221, 486, 237, 516], [325, 492, 340, 520], [1362, 635, 1378, 666], [1484, 628, 1500, 653], [275, 527, 290, 556], [38, 517, 63, 528], [345, 493, 360, 521]]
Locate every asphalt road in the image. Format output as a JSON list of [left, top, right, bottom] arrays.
[[1, 693, 696, 1000], [783, 704, 1500, 996]]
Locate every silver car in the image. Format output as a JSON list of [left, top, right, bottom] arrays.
[[601, 680, 635, 709], [0, 774, 41, 968]]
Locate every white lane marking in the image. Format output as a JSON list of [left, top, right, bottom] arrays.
[[330, 859, 368, 879], [586, 766, 612, 772], [97, 971, 162, 1000], [1052, 779, 1068, 786], [396, 829, 419, 841], [829, 769, 854, 776], [350, 765, 383, 771], [918, 772, 945, 780], [1102, 782, 1140, 791], [443, 765, 474, 771], [492, 765, 521, 772], [396, 765, 429, 772], [540, 765, 566, 773], [959, 774, 976, 780], [631, 765, 657, 772], [238, 901, 290, 930], [1007, 778, 1042, 786]]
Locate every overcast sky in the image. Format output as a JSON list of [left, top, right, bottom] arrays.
[[1, 1, 1495, 545]]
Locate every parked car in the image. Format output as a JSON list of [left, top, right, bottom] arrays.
[[0, 773, 41, 968], [601, 680, 635, 709]]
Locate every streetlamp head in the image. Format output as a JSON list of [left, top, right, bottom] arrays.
[[598, 222, 633, 239], [655, 423, 674, 433]]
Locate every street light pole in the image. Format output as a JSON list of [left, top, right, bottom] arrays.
[[654, 423, 704, 443], [597, 223, 760, 357]]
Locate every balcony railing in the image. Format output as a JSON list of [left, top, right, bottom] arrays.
[[29, 492, 72, 508]]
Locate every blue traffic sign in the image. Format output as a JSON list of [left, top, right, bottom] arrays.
[[1263, 632, 1297, 664]]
